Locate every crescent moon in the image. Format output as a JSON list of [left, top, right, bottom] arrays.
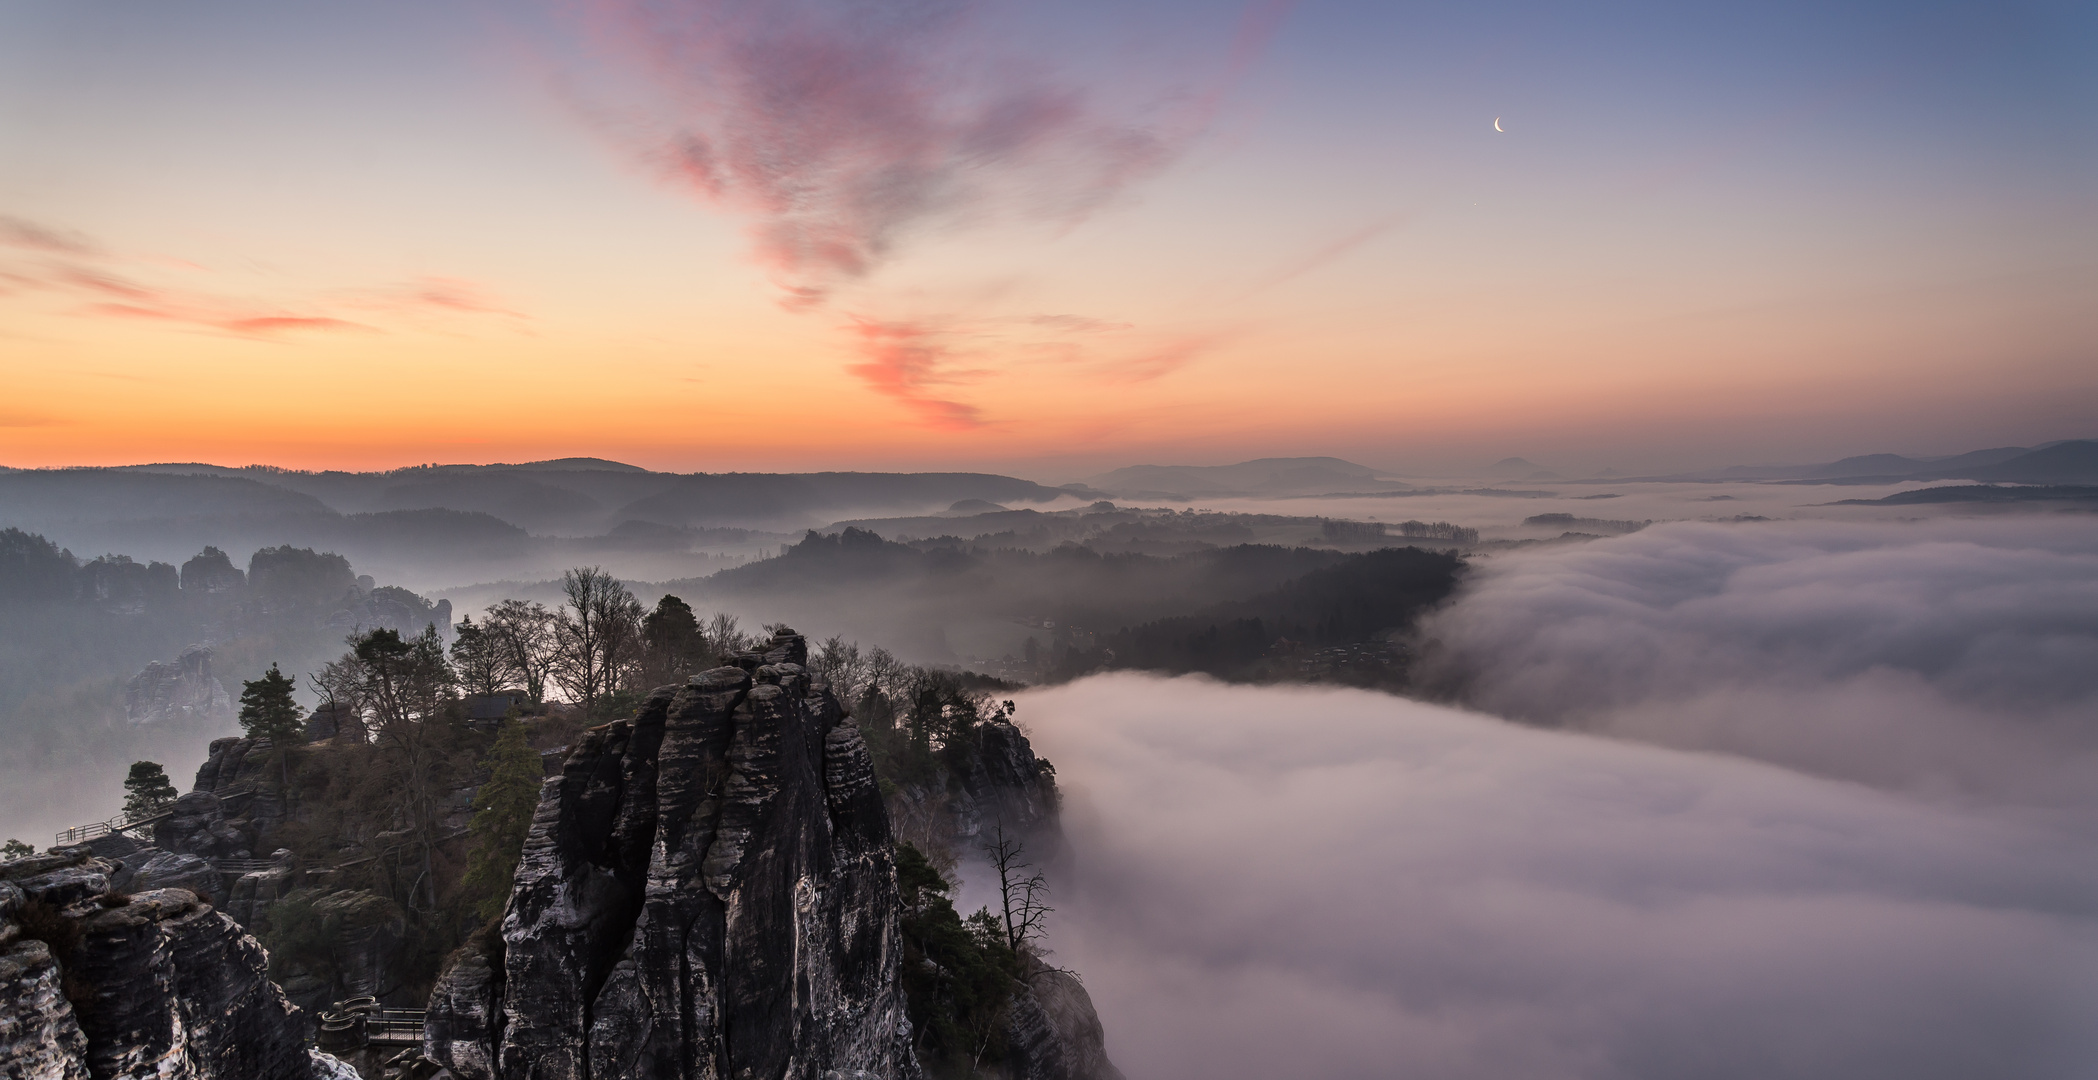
[[1494, 117, 1504, 132]]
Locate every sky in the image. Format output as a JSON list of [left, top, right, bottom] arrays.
[[2, 0, 2094, 477]]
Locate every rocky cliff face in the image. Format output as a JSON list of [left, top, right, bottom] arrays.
[[425, 629, 917, 1080], [0, 845, 352, 1080], [929, 717, 1059, 846], [1004, 962, 1124, 1080], [124, 645, 235, 729]]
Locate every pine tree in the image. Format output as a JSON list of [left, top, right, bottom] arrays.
[[460, 721, 544, 920], [639, 594, 706, 688], [238, 663, 306, 745], [122, 760, 178, 819]]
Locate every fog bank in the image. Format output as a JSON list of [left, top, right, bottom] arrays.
[[1416, 518, 2098, 809], [1015, 674, 2098, 1080]]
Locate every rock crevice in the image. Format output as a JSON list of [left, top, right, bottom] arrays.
[[429, 629, 917, 1080], [0, 845, 349, 1080]]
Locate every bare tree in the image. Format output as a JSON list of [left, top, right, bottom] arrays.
[[984, 823, 1051, 954], [705, 611, 752, 656], [813, 635, 868, 698], [449, 614, 514, 698], [484, 599, 556, 703], [308, 657, 369, 743], [341, 625, 458, 911], [551, 567, 644, 718]]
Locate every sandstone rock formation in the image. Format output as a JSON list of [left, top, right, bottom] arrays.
[[0, 845, 353, 1080], [179, 547, 245, 594], [124, 851, 222, 897], [154, 736, 293, 863], [124, 646, 235, 729], [424, 629, 919, 1080], [1004, 962, 1125, 1080], [883, 713, 1061, 880]]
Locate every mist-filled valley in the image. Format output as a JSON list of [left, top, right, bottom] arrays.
[[8, 0, 2095, 1072], [2, 450, 2096, 1079], [1022, 675, 2098, 1080]]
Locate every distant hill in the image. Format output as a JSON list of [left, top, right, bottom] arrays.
[[616, 472, 1068, 529], [1641, 439, 2097, 485], [28, 462, 1074, 536], [1838, 485, 2098, 505], [0, 463, 1071, 588], [1946, 440, 2098, 484], [1800, 453, 1932, 479], [511, 457, 649, 472], [1083, 457, 1406, 497], [0, 469, 331, 521]]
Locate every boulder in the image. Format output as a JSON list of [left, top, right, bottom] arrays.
[[127, 852, 221, 898], [0, 843, 343, 1080]]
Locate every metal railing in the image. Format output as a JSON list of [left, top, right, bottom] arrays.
[[318, 999, 425, 1051], [366, 1009, 427, 1044], [212, 858, 280, 875], [53, 781, 261, 846], [55, 809, 168, 846], [54, 819, 118, 846]]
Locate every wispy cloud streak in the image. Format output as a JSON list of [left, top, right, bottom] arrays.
[[0, 215, 519, 338], [575, 0, 1293, 424], [845, 317, 987, 429], [598, 0, 1205, 305]]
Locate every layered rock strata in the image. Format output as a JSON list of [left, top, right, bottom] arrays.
[[0, 845, 350, 1080], [426, 629, 917, 1080], [1004, 962, 1125, 1080]]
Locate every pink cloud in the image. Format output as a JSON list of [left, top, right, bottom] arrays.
[[587, 0, 1288, 307], [218, 315, 369, 335], [561, 1, 1295, 423], [0, 215, 98, 256], [844, 316, 986, 430], [374, 275, 522, 316], [0, 216, 514, 338]]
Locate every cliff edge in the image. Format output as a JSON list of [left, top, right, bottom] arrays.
[[0, 844, 353, 1080], [425, 628, 916, 1080]]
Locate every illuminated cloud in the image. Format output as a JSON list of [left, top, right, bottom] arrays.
[[845, 317, 987, 430], [571, 0, 1292, 423], [833, 309, 1232, 425], [0, 217, 515, 338], [0, 215, 99, 256], [1016, 674, 2098, 1080], [594, 0, 1209, 303], [1415, 519, 2098, 808]]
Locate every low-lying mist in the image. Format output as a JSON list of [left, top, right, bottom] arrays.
[[1015, 674, 2098, 1080], [1413, 518, 2098, 811]]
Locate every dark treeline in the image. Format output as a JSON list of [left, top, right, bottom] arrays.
[[1062, 546, 1463, 684], [697, 526, 1358, 626], [0, 527, 454, 840], [684, 527, 1465, 687]]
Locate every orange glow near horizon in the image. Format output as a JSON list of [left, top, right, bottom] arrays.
[[1, 1, 2092, 477]]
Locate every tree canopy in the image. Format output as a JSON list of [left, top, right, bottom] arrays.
[[122, 760, 178, 819], [460, 720, 544, 920], [238, 664, 306, 744]]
